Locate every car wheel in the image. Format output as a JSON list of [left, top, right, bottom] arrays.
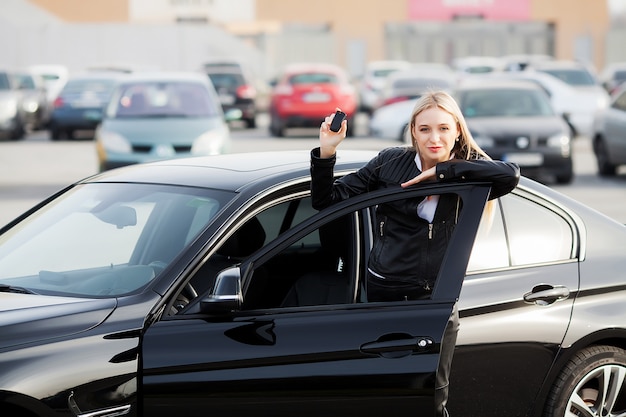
[[245, 117, 257, 129], [555, 160, 574, 184], [269, 114, 285, 137], [594, 138, 617, 177], [10, 121, 25, 140], [544, 345, 626, 417]]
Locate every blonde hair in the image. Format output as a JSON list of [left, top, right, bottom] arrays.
[[407, 90, 491, 161]]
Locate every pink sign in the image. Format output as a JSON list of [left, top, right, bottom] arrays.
[[409, 0, 530, 21]]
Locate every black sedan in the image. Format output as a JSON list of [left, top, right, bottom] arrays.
[[455, 79, 574, 184], [1, 150, 626, 417]]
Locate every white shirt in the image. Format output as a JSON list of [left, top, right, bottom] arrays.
[[414, 154, 440, 222]]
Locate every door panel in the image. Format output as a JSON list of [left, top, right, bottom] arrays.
[[142, 302, 454, 417]]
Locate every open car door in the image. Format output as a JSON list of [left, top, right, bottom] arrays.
[[141, 183, 490, 417]]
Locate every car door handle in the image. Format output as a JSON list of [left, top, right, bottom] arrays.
[[523, 284, 570, 306], [360, 335, 434, 358]]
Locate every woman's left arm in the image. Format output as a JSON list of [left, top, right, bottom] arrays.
[[402, 160, 521, 199]]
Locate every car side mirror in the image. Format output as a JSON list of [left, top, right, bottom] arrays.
[[200, 267, 243, 314]]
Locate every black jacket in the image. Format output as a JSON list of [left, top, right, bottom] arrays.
[[310, 146, 520, 287]]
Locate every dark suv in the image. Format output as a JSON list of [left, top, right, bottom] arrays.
[[205, 62, 257, 128]]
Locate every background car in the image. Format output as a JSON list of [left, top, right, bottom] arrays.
[[48, 72, 125, 140], [599, 61, 626, 95], [357, 60, 412, 114], [455, 79, 574, 184], [268, 62, 358, 137], [13, 69, 51, 131], [0, 69, 27, 140], [1, 151, 626, 417], [27, 64, 69, 106], [526, 60, 610, 137], [591, 82, 626, 176], [95, 71, 232, 171], [376, 68, 456, 108], [204, 61, 258, 128], [480, 70, 603, 139]]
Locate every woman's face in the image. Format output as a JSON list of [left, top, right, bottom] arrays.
[[411, 106, 460, 170]]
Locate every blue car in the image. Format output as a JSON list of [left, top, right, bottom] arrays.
[[48, 72, 124, 140]]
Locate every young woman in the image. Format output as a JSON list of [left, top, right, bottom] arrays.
[[310, 91, 520, 417]]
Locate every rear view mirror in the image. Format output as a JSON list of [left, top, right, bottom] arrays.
[[93, 204, 137, 229]]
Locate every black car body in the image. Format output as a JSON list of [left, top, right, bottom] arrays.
[[1, 151, 626, 417], [455, 80, 574, 184], [205, 63, 257, 128]]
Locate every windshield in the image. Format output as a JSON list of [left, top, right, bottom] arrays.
[[0, 183, 234, 297], [460, 88, 555, 117], [538, 68, 596, 86], [111, 81, 221, 118]]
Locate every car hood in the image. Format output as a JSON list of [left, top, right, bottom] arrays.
[[103, 117, 227, 144], [0, 90, 20, 102], [466, 116, 568, 136], [0, 293, 117, 349]]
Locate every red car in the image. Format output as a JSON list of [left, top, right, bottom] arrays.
[[269, 63, 358, 137]]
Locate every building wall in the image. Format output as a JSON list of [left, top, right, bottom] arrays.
[[24, 0, 613, 72], [531, 0, 610, 71], [29, 0, 129, 22]]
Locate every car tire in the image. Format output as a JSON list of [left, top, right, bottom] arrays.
[[269, 113, 285, 137], [10, 121, 25, 140], [555, 160, 574, 184], [245, 117, 257, 129], [594, 138, 617, 177], [544, 345, 626, 417]]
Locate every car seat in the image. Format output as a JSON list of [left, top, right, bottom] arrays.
[[281, 215, 353, 307]]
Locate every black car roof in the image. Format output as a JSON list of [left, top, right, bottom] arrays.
[[84, 150, 379, 192]]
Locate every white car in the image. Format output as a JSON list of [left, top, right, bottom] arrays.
[[479, 70, 609, 139], [357, 60, 411, 114], [368, 98, 417, 142], [527, 60, 609, 138]]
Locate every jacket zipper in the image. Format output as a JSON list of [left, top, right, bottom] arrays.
[[428, 223, 433, 239]]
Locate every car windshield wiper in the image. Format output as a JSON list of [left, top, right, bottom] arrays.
[[0, 284, 38, 294]]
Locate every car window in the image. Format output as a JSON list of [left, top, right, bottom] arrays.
[[289, 73, 338, 85], [0, 183, 233, 297], [0, 73, 10, 90], [468, 193, 574, 273], [461, 89, 554, 117], [467, 199, 509, 272], [613, 90, 626, 112], [207, 73, 245, 88], [113, 81, 220, 118], [538, 68, 596, 86], [178, 189, 478, 316]]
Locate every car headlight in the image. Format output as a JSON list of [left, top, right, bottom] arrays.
[[547, 133, 571, 157], [97, 129, 132, 153], [22, 99, 39, 113], [473, 135, 494, 148], [192, 128, 231, 155], [0, 100, 18, 119]]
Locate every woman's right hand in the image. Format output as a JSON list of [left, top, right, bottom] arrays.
[[319, 109, 347, 158]]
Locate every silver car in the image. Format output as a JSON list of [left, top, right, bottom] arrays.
[[592, 82, 626, 176]]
